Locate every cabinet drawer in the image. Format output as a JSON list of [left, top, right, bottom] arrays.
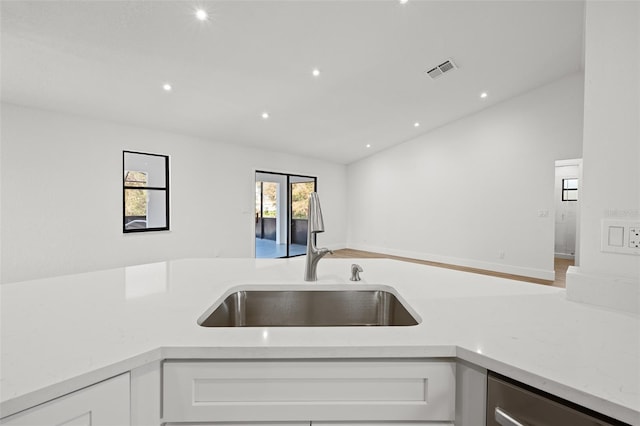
[[163, 360, 455, 423]]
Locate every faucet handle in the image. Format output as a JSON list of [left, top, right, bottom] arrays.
[[350, 264, 363, 281]]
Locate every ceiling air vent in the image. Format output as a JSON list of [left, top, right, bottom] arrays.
[[426, 59, 457, 80]]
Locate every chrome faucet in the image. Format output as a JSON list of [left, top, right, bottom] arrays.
[[304, 192, 333, 281]]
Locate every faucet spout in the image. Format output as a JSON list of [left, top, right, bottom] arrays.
[[304, 192, 332, 281]]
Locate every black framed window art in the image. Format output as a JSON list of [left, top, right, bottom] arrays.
[[123, 151, 170, 233]]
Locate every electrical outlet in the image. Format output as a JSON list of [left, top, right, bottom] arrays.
[[630, 227, 640, 249]]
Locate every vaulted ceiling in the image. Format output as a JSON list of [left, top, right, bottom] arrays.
[[1, 1, 585, 164]]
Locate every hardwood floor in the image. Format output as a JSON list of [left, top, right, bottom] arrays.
[[552, 257, 574, 288], [327, 249, 573, 288]]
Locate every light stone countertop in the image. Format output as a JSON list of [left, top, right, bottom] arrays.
[[1, 258, 638, 424]]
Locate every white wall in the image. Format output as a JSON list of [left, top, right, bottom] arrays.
[[566, 1, 640, 313], [347, 73, 584, 280], [0, 103, 348, 283]]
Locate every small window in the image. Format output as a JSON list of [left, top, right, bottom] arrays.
[[123, 151, 169, 232], [562, 178, 578, 201]]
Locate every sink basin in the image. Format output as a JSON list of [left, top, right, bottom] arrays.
[[198, 286, 419, 327]]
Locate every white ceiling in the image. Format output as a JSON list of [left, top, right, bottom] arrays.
[[1, 1, 585, 164]]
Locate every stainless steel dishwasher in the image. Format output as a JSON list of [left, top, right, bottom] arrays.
[[486, 372, 630, 426]]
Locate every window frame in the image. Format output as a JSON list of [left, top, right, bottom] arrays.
[[561, 178, 578, 202], [123, 150, 170, 233]]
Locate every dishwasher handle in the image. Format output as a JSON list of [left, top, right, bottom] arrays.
[[495, 407, 527, 426]]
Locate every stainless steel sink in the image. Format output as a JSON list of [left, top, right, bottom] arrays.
[[198, 286, 419, 327]]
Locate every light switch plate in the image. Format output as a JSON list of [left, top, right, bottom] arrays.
[[601, 220, 640, 255], [608, 226, 624, 247]]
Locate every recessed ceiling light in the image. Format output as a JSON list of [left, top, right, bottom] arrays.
[[312, 68, 321, 77], [366, 144, 371, 148], [195, 9, 208, 21], [414, 122, 420, 127], [480, 92, 488, 99], [261, 112, 270, 119], [162, 83, 172, 92], [399, 0, 409, 4]]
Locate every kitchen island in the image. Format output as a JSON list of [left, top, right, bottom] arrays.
[[1, 258, 638, 424]]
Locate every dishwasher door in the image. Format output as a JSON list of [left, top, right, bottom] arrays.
[[486, 372, 627, 426]]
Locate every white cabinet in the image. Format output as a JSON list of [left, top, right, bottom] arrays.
[[163, 360, 455, 424], [312, 423, 453, 426], [0, 373, 130, 426], [131, 360, 162, 426], [455, 360, 487, 426], [164, 423, 310, 426], [165, 423, 452, 426]]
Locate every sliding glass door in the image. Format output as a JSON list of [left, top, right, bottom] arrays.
[[289, 176, 315, 256], [255, 171, 316, 259]]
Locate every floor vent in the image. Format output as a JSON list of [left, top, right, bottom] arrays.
[[426, 59, 457, 79]]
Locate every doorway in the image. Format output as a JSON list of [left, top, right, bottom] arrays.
[[554, 159, 581, 285], [255, 171, 317, 258]]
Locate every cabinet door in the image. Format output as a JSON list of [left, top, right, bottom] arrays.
[[163, 360, 455, 423], [0, 374, 130, 426], [164, 423, 310, 426], [312, 423, 453, 426]]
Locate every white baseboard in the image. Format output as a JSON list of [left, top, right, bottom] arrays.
[[346, 243, 555, 281], [566, 266, 640, 314]]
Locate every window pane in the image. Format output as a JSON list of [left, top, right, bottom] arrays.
[[291, 181, 314, 219], [146, 190, 168, 228], [124, 152, 166, 187], [262, 182, 278, 218], [125, 188, 147, 218], [563, 178, 578, 190], [124, 189, 167, 230], [124, 171, 148, 187]]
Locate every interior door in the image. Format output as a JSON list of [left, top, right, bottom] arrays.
[[554, 163, 579, 258]]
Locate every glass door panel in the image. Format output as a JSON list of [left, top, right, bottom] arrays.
[[289, 177, 316, 257], [255, 171, 316, 259], [255, 177, 282, 258]]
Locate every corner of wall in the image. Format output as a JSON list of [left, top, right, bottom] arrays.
[[569, 1, 640, 315]]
